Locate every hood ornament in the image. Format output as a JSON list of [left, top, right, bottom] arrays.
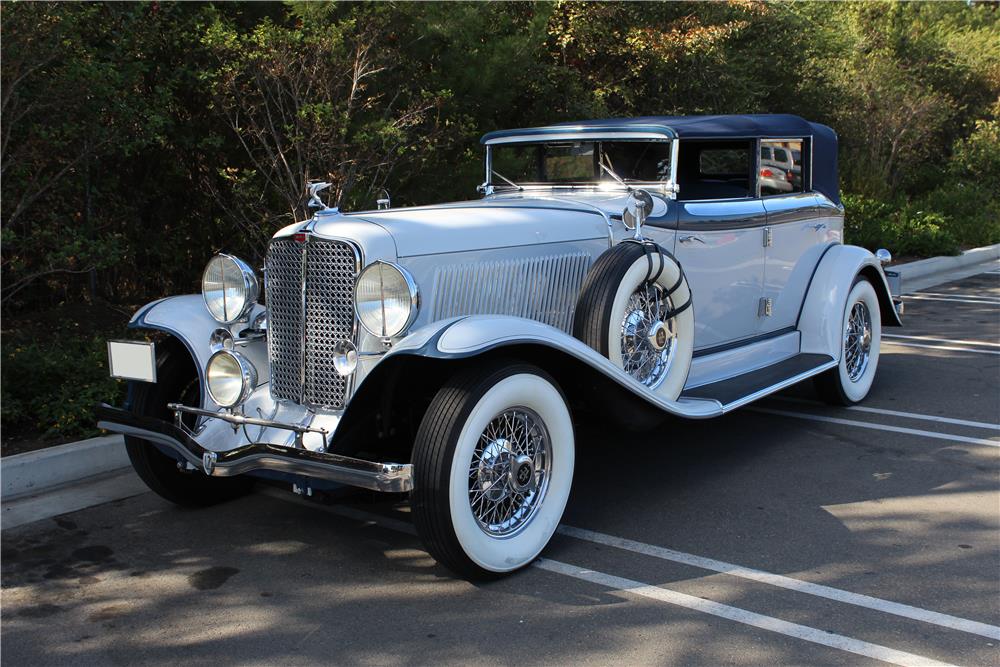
[[306, 181, 337, 213]]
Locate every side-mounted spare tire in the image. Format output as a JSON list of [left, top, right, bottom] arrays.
[[573, 241, 694, 400]]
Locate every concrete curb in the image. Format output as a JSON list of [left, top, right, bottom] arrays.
[[1, 435, 127, 502], [892, 243, 1000, 292]]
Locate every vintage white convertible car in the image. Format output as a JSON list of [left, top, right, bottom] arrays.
[[99, 114, 902, 578]]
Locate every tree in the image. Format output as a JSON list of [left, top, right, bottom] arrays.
[[201, 6, 451, 247]]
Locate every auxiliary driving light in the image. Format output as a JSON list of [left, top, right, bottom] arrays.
[[206, 349, 257, 408], [332, 340, 359, 376]]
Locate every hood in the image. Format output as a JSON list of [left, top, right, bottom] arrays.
[[324, 192, 668, 258]]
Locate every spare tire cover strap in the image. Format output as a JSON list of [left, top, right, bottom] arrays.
[[622, 239, 692, 316]]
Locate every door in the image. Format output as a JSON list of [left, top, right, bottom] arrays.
[[760, 193, 824, 333], [759, 139, 831, 333], [674, 199, 767, 351]]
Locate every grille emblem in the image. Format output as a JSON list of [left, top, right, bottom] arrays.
[[293, 231, 309, 244]]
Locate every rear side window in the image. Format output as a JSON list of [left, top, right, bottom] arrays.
[[699, 149, 748, 177], [677, 140, 753, 200], [760, 139, 805, 196]]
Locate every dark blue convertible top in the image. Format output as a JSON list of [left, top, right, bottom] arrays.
[[481, 114, 840, 205]]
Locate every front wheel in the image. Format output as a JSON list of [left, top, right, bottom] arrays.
[[125, 338, 253, 506], [814, 277, 882, 405], [411, 361, 575, 579]]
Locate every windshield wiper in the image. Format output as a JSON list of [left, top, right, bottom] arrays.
[[491, 169, 523, 191], [598, 154, 632, 191]]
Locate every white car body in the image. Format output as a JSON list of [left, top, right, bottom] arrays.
[[99, 114, 902, 576]]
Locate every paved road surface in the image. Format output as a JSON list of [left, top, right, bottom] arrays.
[[3, 271, 998, 666]]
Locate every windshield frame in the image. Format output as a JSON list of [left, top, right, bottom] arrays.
[[483, 138, 679, 196]]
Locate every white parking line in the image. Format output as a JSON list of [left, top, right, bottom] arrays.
[[536, 559, 956, 667], [773, 397, 1000, 431], [884, 340, 1000, 356], [904, 295, 999, 306], [749, 407, 1000, 448], [884, 333, 1000, 349], [275, 494, 958, 667], [914, 292, 1000, 303], [557, 525, 1000, 641]]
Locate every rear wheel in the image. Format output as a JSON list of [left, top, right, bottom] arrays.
[[125, 339, 253, 506], [411, 361, 574, 579], [814, 278, 882, 405]]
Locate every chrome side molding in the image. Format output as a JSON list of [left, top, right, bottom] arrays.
[[96, 403, 412, 493]]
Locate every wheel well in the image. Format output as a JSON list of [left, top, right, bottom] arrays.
[[334, 344, 666, 460], [857, 265, 901, 327]]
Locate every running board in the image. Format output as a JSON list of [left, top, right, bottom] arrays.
[[681, 353, 836, 413]]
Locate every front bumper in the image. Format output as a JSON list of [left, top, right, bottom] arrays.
[[96, 403, 412, 492]]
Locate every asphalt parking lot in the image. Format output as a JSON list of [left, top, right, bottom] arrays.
[[3, 269, 998, 666]]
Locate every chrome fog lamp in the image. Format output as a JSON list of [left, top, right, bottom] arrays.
[[202, 254, 259, 324], [206, 349, 258, 408], [332, 340, 358, 376], [355, 261, 419, 337]]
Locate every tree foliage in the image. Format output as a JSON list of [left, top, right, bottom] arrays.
[[1, 0, 998, 442]]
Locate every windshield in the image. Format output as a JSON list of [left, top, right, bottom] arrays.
[[489, 140, 673, 188]]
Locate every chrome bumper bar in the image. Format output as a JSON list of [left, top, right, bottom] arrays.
[[95, 403, 412, 493]]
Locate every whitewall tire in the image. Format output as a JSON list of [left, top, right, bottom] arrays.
[[815, 277, 882, 405], [411, 361, 574, 579], [573, 242, 694, 400]]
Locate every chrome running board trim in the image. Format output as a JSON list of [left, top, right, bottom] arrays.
[[720, 360, 837, 413]]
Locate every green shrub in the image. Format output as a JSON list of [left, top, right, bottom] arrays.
[[843, 193, 961, 257], [916, 181, 1000, 249], [1, 334, 123, 441], [892, 208, 960, 257], [843, 193, 897, 251]]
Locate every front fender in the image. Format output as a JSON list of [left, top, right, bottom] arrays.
[[798, 244, 901, 359], [129, 294, 267, 410], [356, 315, 722, 419]]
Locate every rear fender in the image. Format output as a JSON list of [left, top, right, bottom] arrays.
[[798, 244, 901, 359]]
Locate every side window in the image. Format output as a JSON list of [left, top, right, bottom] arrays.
[[760, 139, 805, 196], [699, 149, 748, 177], [677, 140, 753, 201]]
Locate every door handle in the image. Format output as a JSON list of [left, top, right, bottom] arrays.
[[809, 222, 827, 231], [679, 235, 706, 245]]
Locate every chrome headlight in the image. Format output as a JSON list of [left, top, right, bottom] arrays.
[[202, 254, 259, 324], [355, 261, 419, 337], [206, 349, 257, 408]]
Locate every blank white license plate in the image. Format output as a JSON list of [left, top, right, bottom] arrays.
[[107, 340, 157, 382]]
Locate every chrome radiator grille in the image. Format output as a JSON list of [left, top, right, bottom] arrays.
[[265, 237, 359, 409]]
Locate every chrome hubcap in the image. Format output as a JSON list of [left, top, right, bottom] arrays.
[[621, 283, 677, 388], [845, 301, 873, 382], [469, 407, 550, 537]]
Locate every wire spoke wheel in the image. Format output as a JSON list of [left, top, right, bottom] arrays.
[[468, 407, 550, 537], [620, 282, 677, 388], [844, 300, 873, 382]]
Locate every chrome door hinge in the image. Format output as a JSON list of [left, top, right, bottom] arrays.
[[758, 297, 773, 317], [763, 226, 772, 247]]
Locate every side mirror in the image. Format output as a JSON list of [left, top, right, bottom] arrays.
[[623, 189, 653, 239], [376, 188, 391, 210], [875, 248, 892, 265]]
